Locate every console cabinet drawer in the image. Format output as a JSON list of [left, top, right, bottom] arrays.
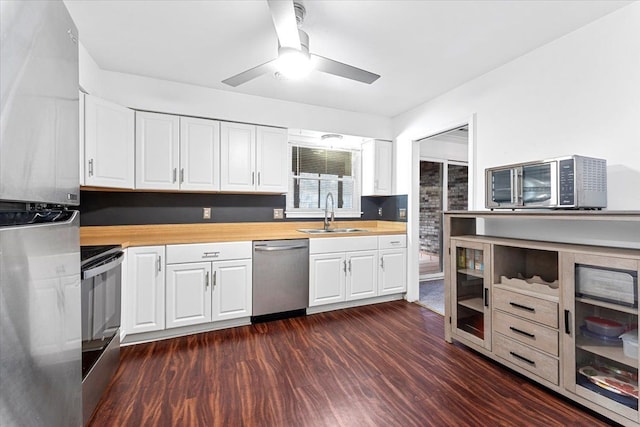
[[493, 287, 558, 328], [494, 310, 559, 356], [494, 333, 559, 385]]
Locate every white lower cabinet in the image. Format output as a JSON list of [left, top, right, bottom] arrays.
[[347, 251, 378, 301], [166, 262, 212, 329], [125, 246, 165, 334], [378, 235, 407, 296], [309, 253, 347, 306], [164, 242, 252, 329]]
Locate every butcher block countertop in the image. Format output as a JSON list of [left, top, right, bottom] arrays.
[[80, 220, 406, 248]]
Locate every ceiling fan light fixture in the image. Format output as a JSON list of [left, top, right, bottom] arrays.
[[276, 47, 313, 79]]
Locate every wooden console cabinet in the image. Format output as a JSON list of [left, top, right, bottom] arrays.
[[445, 211, 640, 426]]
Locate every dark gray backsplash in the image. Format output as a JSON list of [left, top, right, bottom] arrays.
[[79, 191, 407, 226]]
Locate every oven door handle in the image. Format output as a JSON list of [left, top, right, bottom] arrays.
[[82, 252, 125, 280]]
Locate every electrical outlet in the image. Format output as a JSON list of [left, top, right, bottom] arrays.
[[399, 208, 407, 219], [378, 207, 383, 216], [203, 207, 211, 220], [273, 208, 284, 219]]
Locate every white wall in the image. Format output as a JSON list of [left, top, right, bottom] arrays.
[[79, 46, 392, 140], [393, 3, 640, 301]]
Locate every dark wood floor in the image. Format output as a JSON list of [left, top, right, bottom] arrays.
[[89, 301, 610, 426]]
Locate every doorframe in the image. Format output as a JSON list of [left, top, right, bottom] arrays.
[[418, 157, 469, 281], [406, 114, 476, 303]]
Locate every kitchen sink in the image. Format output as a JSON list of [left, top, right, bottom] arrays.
[[298, 228, 368, 234]]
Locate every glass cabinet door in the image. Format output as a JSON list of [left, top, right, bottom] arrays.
[[451, 239, 491, 350], [563, 253, 640, 423]]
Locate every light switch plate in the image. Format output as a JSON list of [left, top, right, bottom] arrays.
[[399, 208, 407, 219], [203, 207, 211, 220], [273, 208, 284, 219]]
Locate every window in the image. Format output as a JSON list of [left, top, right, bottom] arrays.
[[286, 144, 361, 218]]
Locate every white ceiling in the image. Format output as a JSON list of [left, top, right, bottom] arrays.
[[65, 0, 630, 118]]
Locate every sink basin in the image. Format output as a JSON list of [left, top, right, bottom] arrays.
[[298, 228, 368, 234]]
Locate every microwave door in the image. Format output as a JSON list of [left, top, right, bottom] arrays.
[[521, 162, 557, 207], [488, 168, 515, 207]]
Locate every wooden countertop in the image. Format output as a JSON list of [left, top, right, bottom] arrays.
[[80, 220, 406, 248]]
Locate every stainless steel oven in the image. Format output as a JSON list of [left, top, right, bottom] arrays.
[[80, 245, 123, 425]]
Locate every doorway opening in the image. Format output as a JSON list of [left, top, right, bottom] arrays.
[[417, 125, 469, 314]]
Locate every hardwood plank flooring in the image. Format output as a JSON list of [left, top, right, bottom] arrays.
[[89, 301, 612, 426]]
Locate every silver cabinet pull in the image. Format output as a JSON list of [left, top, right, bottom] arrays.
[[172, 168, 177, 183], [88, 159, 94, 177], [380, 257, 385, 270], [157, 255, 162, 273], [180, 168, 184, 183], [213, 271, 217, 288], [348, 259, 352, 273], [252, 171, 255, 185], [202, 251, 220, 258], [205, 271, 210, 289], [258, 171, 261, 186], [342, 260, 347, 274]]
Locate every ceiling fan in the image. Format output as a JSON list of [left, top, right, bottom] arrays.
[[222, 0, 380, 87]]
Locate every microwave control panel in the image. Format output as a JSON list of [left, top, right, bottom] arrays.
[[558, 158, 575, 206]]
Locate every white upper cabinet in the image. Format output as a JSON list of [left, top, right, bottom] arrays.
[[220, 122, 255, 191], [83, 94, 135, 188], [135, 111, 180, 190], [362, 139, 393, 196], [220, 122, 287, 193], [180, 117, 220, 191], [256, 126, 288, 193]]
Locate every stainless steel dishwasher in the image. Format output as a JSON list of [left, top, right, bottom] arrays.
[[252, 239, 309, 322]]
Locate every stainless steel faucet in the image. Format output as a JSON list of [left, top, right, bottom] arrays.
[[324, 192, 335, 231]]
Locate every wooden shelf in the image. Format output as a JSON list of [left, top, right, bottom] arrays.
[[457, 268, 484, 278], [458, 297, 484, 313], [576, 336, 638, 368], [576, 297, 639, 316]]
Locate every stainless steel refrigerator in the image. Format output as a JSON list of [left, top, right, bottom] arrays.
[[0, 1, 81, 425]]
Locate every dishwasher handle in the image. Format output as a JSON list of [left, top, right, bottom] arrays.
[[254, 245, 308, 252]]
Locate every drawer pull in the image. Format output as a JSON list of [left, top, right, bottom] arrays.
[[202, 251, 220, 258], [509, 302, 535, 312], [510, 351, 536, 366], [509, 326, 535, 339]]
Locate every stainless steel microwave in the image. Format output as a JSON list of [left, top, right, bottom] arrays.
[[485, 155, 607, 209]]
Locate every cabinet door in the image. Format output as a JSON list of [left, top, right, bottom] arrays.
[[379, 248, 406, 295], [220, 122, 255, 191], [361, 140, 392, 196], [212, 259, 252, 321], [126, 246, 165, 334], [256, 126, 288, 193], [450, 240, 491, 350], [561, 252, 640, 422], [166, 262, 212, 329], [180, 117, 220, 191], [309, 253, 346, 306], [135, 111, 180, 190], [84, 95, 134, 188], [346, 250, 378, 301]]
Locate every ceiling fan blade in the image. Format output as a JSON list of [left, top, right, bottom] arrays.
[[312, 54, 380, 84], [222, 59, 277, 87], [267, 0, 301, 49]]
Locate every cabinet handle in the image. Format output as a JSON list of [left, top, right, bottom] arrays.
[[180, 168, 184, 183], [202, 251, 220, 258], [564, 310, 571, 335], [88, 159, 94, 177], [252, 171, 255, 185], [509, 302, 535, 312], [390, 241, 400, 244], [157, 255, 162, 273], [509, 351, 536, 366], [343, 260, 347, 274], [172, 168, 177, 183], [258, 171, 261, 185], [380, 257, 385, 270], [205, 271, 210, 289], [509, 326, 535, 338], [348, 259, 352, 273], [484, 288, 489, 307], [213, 271, 217, 288]]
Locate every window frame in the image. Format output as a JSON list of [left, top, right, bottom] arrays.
[[285, 140, 362, 219]]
